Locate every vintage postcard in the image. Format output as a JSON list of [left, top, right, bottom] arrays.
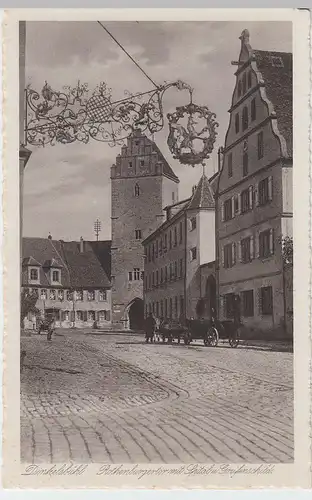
[[2, 8, 311, 489]]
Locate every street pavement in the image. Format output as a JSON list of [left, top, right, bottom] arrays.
[[21, 331, 293, 464]]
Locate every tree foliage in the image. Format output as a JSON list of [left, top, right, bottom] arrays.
[[21, 289, 39, 327]]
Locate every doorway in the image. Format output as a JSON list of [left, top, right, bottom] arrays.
[[128, 298, 144, 330]]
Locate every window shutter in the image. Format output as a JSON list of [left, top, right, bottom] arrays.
[[231, 196, 235, 218], [255, 233, 260, 258], [232, 242, 236, 265], [269, 229, 274, 255], [250, 236, 255, 259], [237, 193, 241, 215], [61, 311, 65, 321], [255, 185, 259, 207], [249, 186, 253, 209], [221, 202, 225, 222], [70, 311, 75, 322], [83, 311, 88, 322], [268, 176, 273, 201], [221, 246, 225, 267], [238, 241, 242, 262], [96, 311, 100, 322]]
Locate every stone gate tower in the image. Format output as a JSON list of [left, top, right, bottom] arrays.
[[110, 128, 179, 330]]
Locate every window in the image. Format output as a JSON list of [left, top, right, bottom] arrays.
[[190, 217, 197, 231], [135, 229, 142, 240], [66, 290, 73, 301], [160, 268, 163, 283], [235, 113, 239, 134], [247, 71, 252, 89], [159, 239, 163, 256], [251, 98, 256, 121], [76, 290, 83, 301], [128, 271, 133, 281], [169, 230, 172, 249], [270, 56, 284, 68], [156, 270, 159, 286], [148, 246, 151, 262], [242, 290, 254, 316], [133, 268, 140, 280], [99, 290, 107, 301], [243, 153, 248, 177], [259, 229, 274, 258], [224, 293, 235, 319], [228, 153, 233, 178], [88, 290, 95, 301], [49, 289, 56, 300], [223, 243, 236, 268], [152, 272, 155, 287], [169, 298, 173, 318], [179, 258, 183, 278], [241, 237, 252, 263], [242, 107, 248, 131], [258, 177, 273, 205], [237, 81, 242, 98], [165, 266, 168, 282], [140, 271, 144, 280], [242, 73, 247, 94], [30, 268, 39, 281], [156, 302, 159, 317], [174, 227, 177, 246], [190, 247, 197, 261], [129, 161, 133, 168], [152, 243, 155, 261], [76, 311, 83, 321], [140, 159, 144, 167], [41, 289, 47, 300], [163, 234, 167, 252], [155, 240, 159, 258], [179, 221, 183, 243], [257, 131, 264, 159], [241, 187, 252, 213], [172, 192, 175, 203], [260, 286, 273, 315], [52, 270, 60, 283], [88, 311, 96, 321], [170, 263, 173, 280], [224, 199, 233, 221], [58, 290, 64, 301], [174, 296, 178, 318], [160, 300, 164, 318], [134, 183, 140, 197], [174, 261, 178, 279]]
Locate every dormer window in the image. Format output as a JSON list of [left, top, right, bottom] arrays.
[[270, 56, 284, 68], [134, 183, 140, 197], [29, 267, 40, 283], [51, 269, 61, 284]]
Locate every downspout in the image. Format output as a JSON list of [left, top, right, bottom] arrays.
[[215, 147, 224, 320]]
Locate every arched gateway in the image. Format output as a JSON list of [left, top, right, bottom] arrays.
[[126, 298, 145, 331]]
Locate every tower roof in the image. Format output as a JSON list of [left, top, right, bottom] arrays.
[[188, 173, 215, 210], [146, 138, 179, 182]]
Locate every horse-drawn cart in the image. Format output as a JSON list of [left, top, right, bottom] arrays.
[[184, 318, 240, 348]]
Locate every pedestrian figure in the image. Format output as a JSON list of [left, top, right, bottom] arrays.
[[155, 317, 161, 342], [145, 313, 155, 343]]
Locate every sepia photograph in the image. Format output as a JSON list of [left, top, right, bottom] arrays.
[[18, 18, 295, 466], [3, 8, 311, 489]]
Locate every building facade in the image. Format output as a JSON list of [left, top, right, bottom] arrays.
[[216, 30, 293, 337], [143, 173, 217, 322], [110, 128, 179, 330], [22, 236, 112, 329]]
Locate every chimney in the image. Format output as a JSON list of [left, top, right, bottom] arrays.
[[80, 236, 84, 253]]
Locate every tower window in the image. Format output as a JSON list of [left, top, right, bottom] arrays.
[[235, 113, 239, 134], [134, 183, 140, 197], [257, 131, 264, 159], [228, 153, 233, 178], [247, 70, 252, 89], [251, 98, 256, 121], [242, 107, 248, 131], [135, 229, 142, 240]]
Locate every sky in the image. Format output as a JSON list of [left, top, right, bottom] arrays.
[[23, 21, 292, 241]]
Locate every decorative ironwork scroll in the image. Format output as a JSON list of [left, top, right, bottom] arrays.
[[25, 78, 218, 165], [167, 102, 219, 166]]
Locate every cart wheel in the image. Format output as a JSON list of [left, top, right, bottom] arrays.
[[206, 327, 219, 347]]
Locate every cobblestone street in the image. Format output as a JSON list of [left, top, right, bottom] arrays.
[[21, 332, 293, 464]]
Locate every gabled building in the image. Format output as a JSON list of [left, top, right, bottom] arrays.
[[216, 30, 292, 337], [142, 172, 218, 322], [22, 236, 111, 329]]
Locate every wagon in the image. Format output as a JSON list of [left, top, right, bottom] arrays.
[[158, 320, 188, 344], [184, 318, 240, 348], [37, 308, 57, 340]]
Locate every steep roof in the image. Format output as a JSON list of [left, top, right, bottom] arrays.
[[146, 138, 179, 183], [188, 173, 215, 210], [22, 237, 111, 288], [253, 50, 292, 157]]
